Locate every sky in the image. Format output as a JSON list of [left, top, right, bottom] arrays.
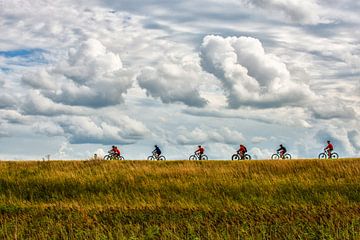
[[0, 0, 359, 160]]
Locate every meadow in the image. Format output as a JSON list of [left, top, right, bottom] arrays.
[[0, 159, 359, 239]]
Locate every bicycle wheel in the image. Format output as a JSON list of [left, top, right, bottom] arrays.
[[147, 156, 154, 160], [231, 154, 239, 160], [119, 156, 125, 160], [271, 154, 279, 159], [244, 154, 251, 160], [189, 155, 197, 160], [104, 155, 111, 160], [159, 156, 166, 161], [284, 153, 291, 159], [331, 152, 339, 159], [201, 155, 208, 160], [318, 153, 326, 159]]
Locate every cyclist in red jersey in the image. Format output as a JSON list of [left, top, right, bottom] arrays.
[[111, 145, 121, 157], [195, 145, 205, 159], [324, 140, 334, 158], [237, 144, 247, 159]]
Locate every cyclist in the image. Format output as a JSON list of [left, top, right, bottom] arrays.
[[111, 145, 121, 157], [324, 140, 334, 158], [153, 145, 161, 159], [237, 144, 247, 159], [277, 144, 287, 159], [195, 145, 205, 160]]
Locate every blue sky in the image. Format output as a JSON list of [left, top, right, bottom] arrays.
[[0, 0, 359, 160]]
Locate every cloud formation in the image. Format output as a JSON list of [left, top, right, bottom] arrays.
[[244, 0, 325, 24], [24, 39, 134, 108], [200, 35, 315, 109], [137, 54, 208, 107], [20, 91, 86, 116], [175, 126, 244, 145], [311, 100, 357, 120], [57, 113, 149, 145]]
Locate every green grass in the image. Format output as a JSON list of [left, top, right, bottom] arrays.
[[0, 159, 360, 239]]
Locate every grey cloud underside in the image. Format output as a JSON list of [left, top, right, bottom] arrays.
[[310, 101, 357, 120], [0, 94, 16, 109], [137, 70, 208, 108]]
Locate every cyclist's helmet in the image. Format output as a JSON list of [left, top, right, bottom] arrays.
[[280, 144, 283, 147], [327, 140, 330, 143], [154, 145, 158, 147], [198, 145, 201, 148], [112, 145, 115, 148]]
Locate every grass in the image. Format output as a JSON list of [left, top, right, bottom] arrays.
[[0, 159, 360, 239]]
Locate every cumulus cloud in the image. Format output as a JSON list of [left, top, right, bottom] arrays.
[[22, 69, 57, 90], [200, 35, 315, 109], [57, 113, 149, 145], [137, 54, 208, 107], [32, 120, 65, 137], [25, 39, 134, 108], [0, 110, 29, 124], [20, 91, 86, 116], [175, 126, 244, 145], [311, 100, 357, 120]]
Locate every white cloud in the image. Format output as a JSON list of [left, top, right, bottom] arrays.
[[32, 120, 64, 137], [22, 69, 57, 90], [137, 53, 208, 107], [175, 126, 244, 145], [200, 35, 315, 109], [20, 91, 87, 116], [32, 39, 135, 108], [250, 147, 273, 159], [57, 113, 149, 145], [244, 0, 325, 24], [311, 100, 357, 120], [183, 107, 312, 128], [251, 136, 267, 144]]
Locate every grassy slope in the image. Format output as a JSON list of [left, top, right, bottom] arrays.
[[0, 159, 360, 239]]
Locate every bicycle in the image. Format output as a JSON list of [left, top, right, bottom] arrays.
[[231, 152, 251, 160], [147, 152, 166, 161], [104, 151, 125, 160], [189, 153, 208, 160], [271, 152, 291, 159], [318, 151, 339, 159]]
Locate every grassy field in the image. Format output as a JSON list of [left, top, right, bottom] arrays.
[[0, 159, 360, 239]]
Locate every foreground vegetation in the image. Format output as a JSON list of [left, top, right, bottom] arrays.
[[0, 159, 360, 239]]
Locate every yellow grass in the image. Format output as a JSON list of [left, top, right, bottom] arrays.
[[0, 159, 359, 239]]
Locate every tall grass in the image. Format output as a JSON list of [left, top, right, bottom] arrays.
[[0, 159, 360, 239]]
